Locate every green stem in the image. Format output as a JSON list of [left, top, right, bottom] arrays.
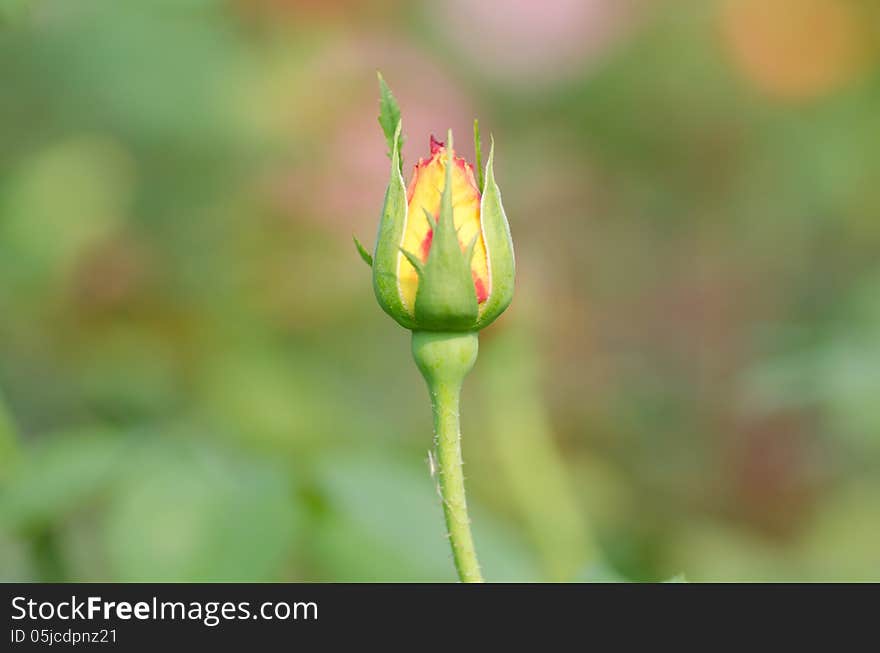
[[412, 330, 483, 583]]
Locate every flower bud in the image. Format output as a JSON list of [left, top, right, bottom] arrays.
[[370, 122, 514, 332]]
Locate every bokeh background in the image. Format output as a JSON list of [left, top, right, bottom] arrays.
[[2, 0, 879, 582]]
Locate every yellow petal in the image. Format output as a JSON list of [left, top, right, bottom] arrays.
[[399, 136, 490, 312]]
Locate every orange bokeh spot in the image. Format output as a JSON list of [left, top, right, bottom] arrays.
[[721, 0, 868, 101]]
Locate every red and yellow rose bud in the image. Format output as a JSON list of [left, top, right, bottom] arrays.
[[370, 122, 515, 333], [399, 135, 489, 311], [361, 76, 516, 582]]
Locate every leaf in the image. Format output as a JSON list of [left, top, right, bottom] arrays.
[[353, 235, 372, 267], [377, 71, 403, 170]]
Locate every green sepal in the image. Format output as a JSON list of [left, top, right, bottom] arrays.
[[464, 232, 479, 265], [353, 235, 373, 267], [372, 121, 417, 329], [413, 131, 479, 331], [399, 247, 424, 276], [473, 119, 484, 193], [421, 207, 436, 229], [474, 137, 515, 330], [377, 72, 403, 171]]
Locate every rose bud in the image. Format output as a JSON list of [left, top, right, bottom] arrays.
[[363, 121, 514, 333], [355, 75, 517, 582]]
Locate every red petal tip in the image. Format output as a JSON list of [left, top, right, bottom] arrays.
[[429, 134, 445, 156]]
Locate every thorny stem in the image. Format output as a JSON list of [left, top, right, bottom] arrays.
[[412, 331, 483, 583]]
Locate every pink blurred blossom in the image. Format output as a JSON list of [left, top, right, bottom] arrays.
[[426, 0, 636, 85]]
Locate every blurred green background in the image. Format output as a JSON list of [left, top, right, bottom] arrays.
[[2, 0, 879, 582]]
